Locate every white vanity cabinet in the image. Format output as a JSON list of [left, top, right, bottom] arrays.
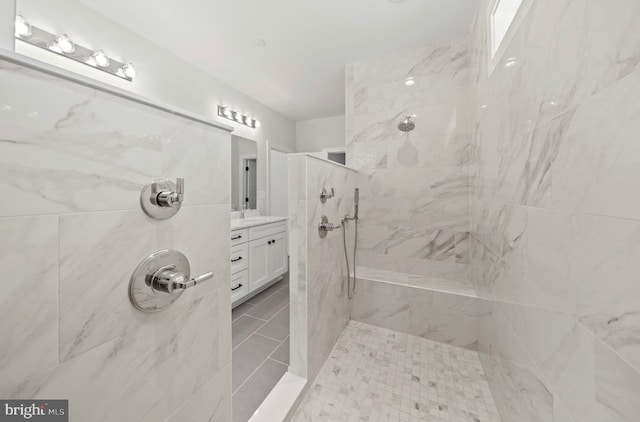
[[268, 231, 288, 279], [230, 219, 287, 306]]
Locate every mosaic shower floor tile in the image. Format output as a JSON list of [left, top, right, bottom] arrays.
[[292, 321, 500, 422]]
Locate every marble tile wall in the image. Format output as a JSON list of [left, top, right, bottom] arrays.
[[345, 39, 473, 282], [288, 154, 363, 382], [470, 0, 640, 420], [0, 58, 232, 421]]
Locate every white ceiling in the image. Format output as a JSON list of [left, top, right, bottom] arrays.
[[77, 0, 476, 122]]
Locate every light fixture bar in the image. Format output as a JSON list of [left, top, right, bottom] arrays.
[[217, 105, 260, 129], [15, 16, 136, 82]]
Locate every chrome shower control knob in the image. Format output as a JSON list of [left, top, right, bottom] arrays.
[[149, 265, 213, 294], [318, 215, 341, 238], [140, 178, 185, 220], [320, 187, 335, 203], [129, 249, 214, 312], [153, 177, 184, 208]]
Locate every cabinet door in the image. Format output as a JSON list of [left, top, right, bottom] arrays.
[[248, 238, 270, 291], [231, 269, 249, 304], [230, 242, 249, 275], [269, 231, 288, 279]]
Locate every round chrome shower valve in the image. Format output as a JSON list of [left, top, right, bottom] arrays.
[[129, 249, 213, 312], [140, 178, 184, 220]]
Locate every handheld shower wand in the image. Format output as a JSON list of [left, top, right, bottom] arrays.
[[342, 188, 359, 299], [354, 188, 359, 220]]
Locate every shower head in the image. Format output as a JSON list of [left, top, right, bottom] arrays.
[[398, 115, 415, 132]]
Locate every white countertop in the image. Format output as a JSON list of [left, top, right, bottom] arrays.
[[231, 216, 288, 230]]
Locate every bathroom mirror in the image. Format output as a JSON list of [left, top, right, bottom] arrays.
[[231, 135, 258, 211]]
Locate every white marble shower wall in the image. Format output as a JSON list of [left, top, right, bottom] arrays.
[[0, 59, 232, 421], [288, 154, 362, 382], [470, 0, 640, 420], [345, 39, 473, 282]]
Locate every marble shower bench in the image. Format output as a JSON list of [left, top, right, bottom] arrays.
[[351, 267, 485, 351]]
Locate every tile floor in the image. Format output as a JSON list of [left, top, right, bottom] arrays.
[[232, 275, 290, 422], [292, 321, 501, 422]]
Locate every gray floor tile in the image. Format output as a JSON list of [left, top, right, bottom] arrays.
[[270, 337, 289, 365], [232, 301, 255, 322], [245, 284, 279, 306], [232, 359, 288, 422], [231, 273, 291, 422], [232, 315, 266, 349], [257, 305, 289, 341], [275, 279, 290, 293], [232, 334, 280, 392], [246, 291, 289, 321]]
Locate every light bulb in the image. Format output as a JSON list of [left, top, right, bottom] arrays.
[[53, 34, 75, 54], [15, 15, 32, 38], [234, 112, 244, 122], [119, 63, 136, 79], [254, 120, 261, 128], [90, 50, 110, 68], [222, 107, 232, 118]]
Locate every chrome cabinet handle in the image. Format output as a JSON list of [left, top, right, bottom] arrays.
[[231, 283, 243, 291], [231, 257, 243, 262]]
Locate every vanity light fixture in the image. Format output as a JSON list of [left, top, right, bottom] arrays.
[[221, 106, 233, 118], [14, 15, 136, 81], [51, 34, 75, 54], [15, 15, 32, 38], [118, 63, 137, 79], [88, 50, 110, 68], [217, 105, 259, 129]]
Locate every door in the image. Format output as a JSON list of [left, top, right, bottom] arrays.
[[269, 231, 288, 279], [248, 238, 270, 291]]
